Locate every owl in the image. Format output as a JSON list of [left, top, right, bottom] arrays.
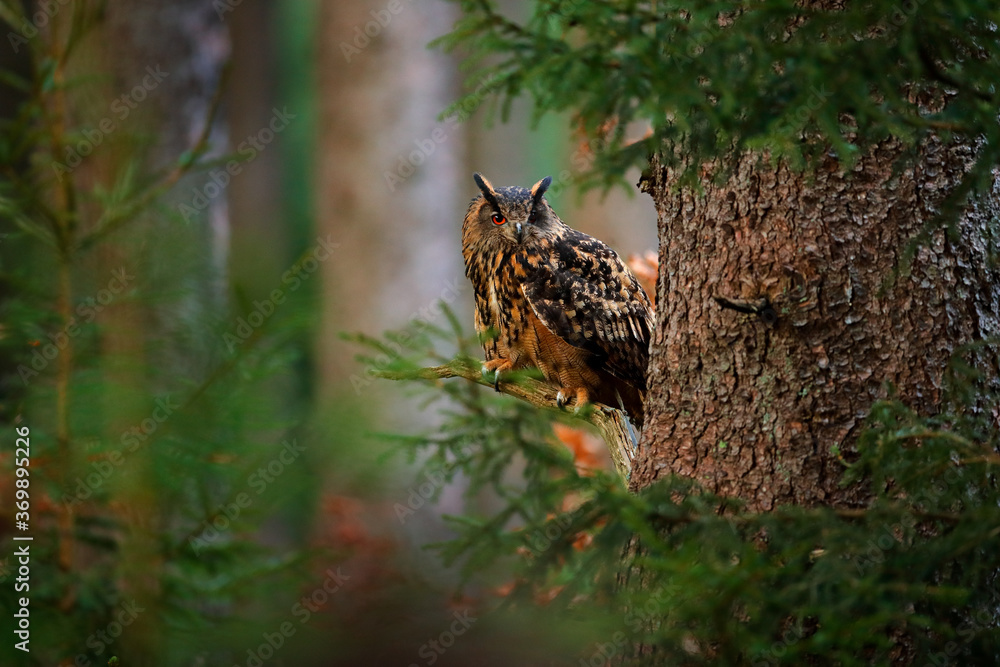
[[461, 173, 654, 426]]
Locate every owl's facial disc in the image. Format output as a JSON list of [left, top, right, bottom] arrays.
[[470, 173, 556, 246], [499, 214, 525, 245]]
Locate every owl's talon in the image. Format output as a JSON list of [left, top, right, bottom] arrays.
[[555, 387, 591, 413], [481, 366, 501, 390], [482, 358, 513, 392], [556, 390, 568, 408]]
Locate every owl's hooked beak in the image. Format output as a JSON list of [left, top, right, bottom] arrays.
[[515, 221, 523, 243]]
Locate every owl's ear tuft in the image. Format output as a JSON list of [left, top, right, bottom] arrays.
[[530, 176, 552, 206], [473, 172, 501, 211]]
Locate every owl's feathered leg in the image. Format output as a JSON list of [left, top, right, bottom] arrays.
[[556, 386, 591, 414], [482, 358, 514, 392]]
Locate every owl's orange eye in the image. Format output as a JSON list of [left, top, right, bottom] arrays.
[[491, 213, 506, 225]]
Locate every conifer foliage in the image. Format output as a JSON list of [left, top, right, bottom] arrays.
[[369, 1, 1000, 664], [0, 5, 323, 665], [438, 0, 1000, 194], [368, 306, 1000, 665]]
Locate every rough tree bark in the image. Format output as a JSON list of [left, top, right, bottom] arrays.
[[634, 138, 1000, 510]]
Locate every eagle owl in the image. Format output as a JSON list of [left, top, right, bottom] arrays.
[[461, 173, 653, 426]]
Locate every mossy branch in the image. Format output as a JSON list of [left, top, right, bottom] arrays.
[[373, 357, 637, 481]]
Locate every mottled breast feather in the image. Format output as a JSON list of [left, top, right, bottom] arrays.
[[518, 229, 653, 392]]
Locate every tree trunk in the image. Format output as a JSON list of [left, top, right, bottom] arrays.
[[53, 1, 228, 660], [315, 0, 465, 403], [633, 138, 1000, 510]]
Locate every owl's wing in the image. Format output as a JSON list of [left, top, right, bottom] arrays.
[[519, 233, 653, 391]]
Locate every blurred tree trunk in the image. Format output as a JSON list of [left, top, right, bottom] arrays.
[[226, 0, 289, 295], [315, 0, 464, 403], [0, 19, 31, 423], [634, 138, 1000, 512], [56, 1, 229, 660]]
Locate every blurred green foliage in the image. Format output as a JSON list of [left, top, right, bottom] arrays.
[[0, 3, 331, 665], [361, 308, 1000, 665], [3, 1, 1000, 665], [438, 0, 1000, 196]]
